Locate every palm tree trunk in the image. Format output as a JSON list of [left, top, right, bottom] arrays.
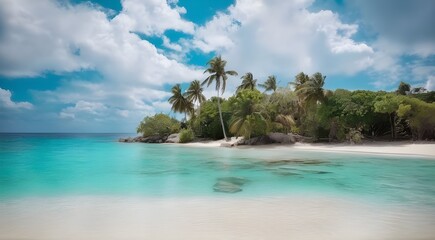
[[217, 90, 228, 141]]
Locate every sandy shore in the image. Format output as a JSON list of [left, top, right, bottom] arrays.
[[183, 138, 435, 158], [1, 196, 434, 240]]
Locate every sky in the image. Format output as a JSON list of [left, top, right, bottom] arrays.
[[0, 0, 434, 133]]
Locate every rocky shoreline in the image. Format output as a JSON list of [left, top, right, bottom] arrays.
[[119, 132, 300, 146]]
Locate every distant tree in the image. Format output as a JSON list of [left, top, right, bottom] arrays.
[[137, 113, 180, 137], [259, 75, 277, 92], [168, 84, 193, 121], [397, 97, 435, 140], [374, 94, 401, 139], [185, 80, 206, 116], [396, 81, 411, 95], [237, 72, 257, 92], [202, 56, 238, 140], [410, 91, 435, 103]]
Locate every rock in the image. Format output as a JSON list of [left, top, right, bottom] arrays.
[[213, 181, 242, 193], [237, 135, 275, 145], [220, 142, 234, 147], [267, 132, 296, 144], [140, 135, 167, 143], [118, 137, 134, 143], [165, 133, 180, 143]]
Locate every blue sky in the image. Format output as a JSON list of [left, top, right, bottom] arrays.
[[0, 0, 434, 133]]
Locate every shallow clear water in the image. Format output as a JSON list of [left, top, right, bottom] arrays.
[[1, 133, 435, 207]]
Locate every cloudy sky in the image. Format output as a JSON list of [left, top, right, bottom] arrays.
[[0, 0, 434, 133]]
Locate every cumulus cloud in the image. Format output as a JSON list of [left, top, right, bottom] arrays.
[[0, 0, 202, 129], [351, 0, 435, 88], [114, 0, 194, 36], [353, 0, 435, 57], [190, 0, 374, 88], [59, 100, 107, 119], [0, 88, 33, 110]]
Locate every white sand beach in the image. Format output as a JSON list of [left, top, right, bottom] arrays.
[[184, 138, 435, 158], [1, 196, 435, 240]]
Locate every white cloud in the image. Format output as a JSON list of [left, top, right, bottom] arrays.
[[113, 0, 194, 36], [162, 36, 182, 52], [425, 76, 435, 91], [0, 88, 33, 110], [190, 0, 374, 88], [0, 0, 203, 128], [59, 100, 107, 119]]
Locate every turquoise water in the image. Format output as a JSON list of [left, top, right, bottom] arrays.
[[1, 133, 435, 206]]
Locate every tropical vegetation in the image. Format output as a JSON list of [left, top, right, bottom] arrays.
[[139, 56, 435, 143]]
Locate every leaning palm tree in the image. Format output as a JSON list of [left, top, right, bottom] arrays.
[[295, 72, 326, 105], [202, 56, 238, 140], [185, 80, 206, 116], [237, 72, 257, 92], [259, 75, 277, 92], [168, 84, 193, 121]]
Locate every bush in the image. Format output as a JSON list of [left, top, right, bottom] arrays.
[[179, 128, 194, 143], [348, 128, 363, 144], [136, 113, 180, 137]]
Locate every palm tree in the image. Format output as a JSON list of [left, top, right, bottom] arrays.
[[295, 72, 327, 105], [229, 99, 268, 140], [289, 72, 309, 91], [237, 72, 257, 92], [168, 84, 193, 121], [202, 56, 238, 140], [185, 80, 206, 116], [259, 75, 277, 92]]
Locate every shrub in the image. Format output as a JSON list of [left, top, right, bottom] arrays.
[[179, 128, 194, 143], [136, 113, 180, 137], [348, 128, 363, 144]]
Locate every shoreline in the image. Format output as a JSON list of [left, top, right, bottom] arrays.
[[181, 139, 435, 158]]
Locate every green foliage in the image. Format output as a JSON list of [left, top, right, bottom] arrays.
[[319, 90, 390, 140], [179, 128, 195, 143], [396, 81, 411, 95], [229, 89, 269, 139], [290, 72, 309, 91], [157, 67, 435, 143], [396, 97, 435, 140], [411, 91, 435, 103], [136, 113, 180, 137], [374, 94, 401, 114], [202, 55, 238, 140], [237, 72, 257, 92], [168, 84, 193, 120], [374, 94, 402, 138], [259, 75, 277, 92], [196, 97, 231, 139], [295, 72, 326, 105]]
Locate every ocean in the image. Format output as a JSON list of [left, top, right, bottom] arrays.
[[1, 133, 435, 239]]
